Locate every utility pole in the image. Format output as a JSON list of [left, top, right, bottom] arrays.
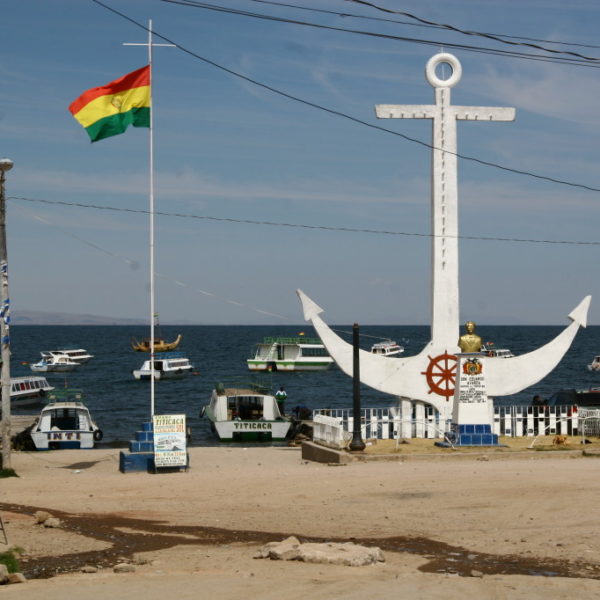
[[0, 158, 13, 470]]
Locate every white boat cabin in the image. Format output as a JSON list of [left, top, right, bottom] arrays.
[[203, 385, 292, 442], [247, 336, 333, 371], [133, 352, 193, 380], [371, 340, 404, 357], [30, 398, 102, 450], [50, 347, 94, 363]]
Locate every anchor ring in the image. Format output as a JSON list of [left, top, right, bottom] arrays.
[[425, 53, 462, 89]]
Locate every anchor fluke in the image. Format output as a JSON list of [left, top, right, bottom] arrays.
[[568, 294, 591, 328], [297, 289, 324, 321]]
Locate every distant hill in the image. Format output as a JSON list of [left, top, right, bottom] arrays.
[[12, 311, 145, 326]]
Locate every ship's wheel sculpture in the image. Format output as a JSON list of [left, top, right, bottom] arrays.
[[421, 352, 457, 398]]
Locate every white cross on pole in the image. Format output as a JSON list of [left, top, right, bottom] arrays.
[[376, 53, 515, 348], [124, 21, 175, 418]]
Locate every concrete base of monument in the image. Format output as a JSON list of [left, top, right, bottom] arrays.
[[434, 424, 507, 448]]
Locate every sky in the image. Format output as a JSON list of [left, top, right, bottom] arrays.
[[1, 0, 600, 326]]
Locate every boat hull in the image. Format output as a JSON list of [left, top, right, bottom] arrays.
[[31, 430, 95, 450], [247, 360, 332, 372], [132, 368, 191, 380], [30, 364, 78, 373], [208, 417, 291, 442]]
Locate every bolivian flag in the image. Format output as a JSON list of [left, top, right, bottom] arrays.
[[69, 66, 151, 142]]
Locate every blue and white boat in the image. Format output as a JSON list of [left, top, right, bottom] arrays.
[[30, 390, 103, 450], [132, 352, 194, 380]]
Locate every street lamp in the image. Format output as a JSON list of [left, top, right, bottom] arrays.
[[0, 158, 13, 470], [349, 322, 365, 452]]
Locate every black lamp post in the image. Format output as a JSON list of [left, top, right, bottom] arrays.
[[349, 322, 365, 451]]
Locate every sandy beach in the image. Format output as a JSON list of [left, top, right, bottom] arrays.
[[1, 445, 600, 598]]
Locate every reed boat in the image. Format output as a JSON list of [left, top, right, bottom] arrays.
[[131, 333, 182, 352]]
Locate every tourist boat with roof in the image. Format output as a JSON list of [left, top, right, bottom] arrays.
[[47, 347, 94, 363], [200, 382, 292, 442], [481, 342, 514, 358], [9, 376, 54, 408], [247, 336, 334, 372], [29, 389, 103, 450], [132, 351, 194, 380], [30, 352, 80, 373], [370, 340, 404, 357]]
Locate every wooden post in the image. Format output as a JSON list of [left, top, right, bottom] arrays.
[[0, 159, 13, 470]]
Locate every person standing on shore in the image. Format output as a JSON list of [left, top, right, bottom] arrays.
[[275, 386, 287, 415]]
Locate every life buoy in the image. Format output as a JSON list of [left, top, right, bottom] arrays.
[[93, 429, 103, 442]]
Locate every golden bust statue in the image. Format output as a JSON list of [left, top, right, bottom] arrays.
[[458, 321, 482, 353]]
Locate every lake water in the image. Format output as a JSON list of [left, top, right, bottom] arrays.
[[9, 324, 600, 445]]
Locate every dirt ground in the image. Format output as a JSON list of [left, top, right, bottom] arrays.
[[1, 443, 600, 599]]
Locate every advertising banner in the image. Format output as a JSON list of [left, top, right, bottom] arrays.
[[153, 414, 187, 468]]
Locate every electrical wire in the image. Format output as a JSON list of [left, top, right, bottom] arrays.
[[90, 0, 600, 195], [236, 0, 600, 52], [9, 196, 600, 247], [12, 202, 292, 322], [160, 0, 600, 67], [344, 0, 600, 60]]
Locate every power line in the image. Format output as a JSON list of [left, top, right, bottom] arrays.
[[238, 0, 600, 52], [90, 0, 600, 195], [344, 0, 600, 60], [12, 202, 292, 322], [159, 0, 600, 67], [10, 195, 600, 247]]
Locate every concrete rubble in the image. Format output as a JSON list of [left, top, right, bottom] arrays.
[[254, 536, 385, 567]]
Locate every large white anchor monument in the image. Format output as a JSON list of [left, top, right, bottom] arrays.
[[297, 53, 591, 434]]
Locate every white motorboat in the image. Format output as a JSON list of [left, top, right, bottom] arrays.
[[370, 340, 404, 357], [9, 376, 54, 408], [132, 352, 194, 380], [247, 336, 334, 372], [588, 355, 600, 372], [48, 347, 94, 363], [201, 384, 292, 442], [30, 390, 103, 450], [481, 343, 514, 358], [30, 352, 80, 373]]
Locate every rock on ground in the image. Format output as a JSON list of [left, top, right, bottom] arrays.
[[255, 536, 385, 566]]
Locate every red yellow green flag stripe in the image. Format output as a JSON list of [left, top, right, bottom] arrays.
[[69, 66, 151, 142]]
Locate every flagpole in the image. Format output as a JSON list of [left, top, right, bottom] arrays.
[[123, 21, 174, 419], [148, 19, 155, 418]]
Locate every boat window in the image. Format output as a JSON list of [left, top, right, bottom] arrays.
[[50, 408, 78, 430], [228, 395, 264, 420], [300, 347, 329, 357]]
